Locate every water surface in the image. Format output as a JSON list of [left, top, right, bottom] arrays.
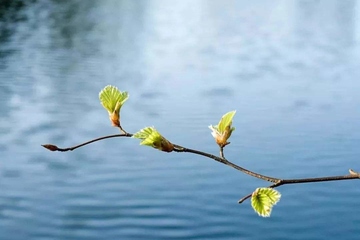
[[1, 1, 360, 239]]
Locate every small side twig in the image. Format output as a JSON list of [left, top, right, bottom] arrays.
[[238, 171, 360, 204], [220, 147, 225, 159], [118, 125, 128, 135], [238, 193, 253, 204]]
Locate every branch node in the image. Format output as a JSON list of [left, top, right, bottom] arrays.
[[118, 125, 128, 134]]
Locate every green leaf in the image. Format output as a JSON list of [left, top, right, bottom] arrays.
[[251, 188, 281, 217], [133, 127, 174, 152], [208, 110, 236, 147], [218, 110, 236, 133], [133, 127, 161, 145], [133, 127, 156, 140], [99, 85, 129, 113]]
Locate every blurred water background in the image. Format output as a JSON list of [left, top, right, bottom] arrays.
[[1, 0, 360, 239]]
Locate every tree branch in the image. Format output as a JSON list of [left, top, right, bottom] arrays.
[[42, 133, 280, 183], [238, 170, 360, 204], [173, 144, 280, 183], [42, 133, 359, 204]]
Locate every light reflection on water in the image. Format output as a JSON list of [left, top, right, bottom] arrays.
[[1, 1, 360, 239]]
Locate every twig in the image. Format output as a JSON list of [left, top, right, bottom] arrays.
[[42, 133, 359, 202], [271, 174, 360, 187], [173, 144, 280, 183], [42, 133, 132, 152], [42, 134, 280, 183], [238, 172, 360, 204], [238, 193, 253, 204]]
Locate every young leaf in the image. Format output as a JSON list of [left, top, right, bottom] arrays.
[[133, 127, 174, 152], [218, 110, 236, 133], [133, 126, 154, 140], [251, 188, 281, 217], [99, 85, 129, 113], [99, 85, 129, 127], [208, 110, 236, 148]]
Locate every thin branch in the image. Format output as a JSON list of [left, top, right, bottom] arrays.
[[272, 174, 360, 187], [42, 133, 360, 201], [238, 193, 253, 204], [42, 133, 132, 152], [173, 144, 280, 183], [42, 134, 280, 183], [238, 172, 360, 204]]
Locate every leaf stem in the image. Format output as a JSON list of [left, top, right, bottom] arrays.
[[220, 147, 225, 159], [118, 125, 128, 135]]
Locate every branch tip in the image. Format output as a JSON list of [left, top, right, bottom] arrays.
[[42, 144, 59, 151], [238, 193, 252, 204], [349, 169, 360, 177]]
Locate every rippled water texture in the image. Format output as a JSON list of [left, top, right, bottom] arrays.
[[1, 0, 360, 239]]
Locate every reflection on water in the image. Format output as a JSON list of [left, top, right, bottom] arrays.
[[1, 0, 360, 239]]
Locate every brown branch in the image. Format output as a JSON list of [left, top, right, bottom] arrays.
[[173, 144, 280, 183], [42, 133, 132, 152], [272, 174, 360, 187], [238, 171, 360, 204], [238, 193, 253, 204], [42, 133, 280, 183], [42, 132, 360, 204]]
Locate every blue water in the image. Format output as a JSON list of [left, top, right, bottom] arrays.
[[1, 0, 360, 239]]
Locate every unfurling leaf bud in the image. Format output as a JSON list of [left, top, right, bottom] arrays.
[[209, 111, 236, 148], [99, 85, 129, 128], [133, 127, 174, 152]]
